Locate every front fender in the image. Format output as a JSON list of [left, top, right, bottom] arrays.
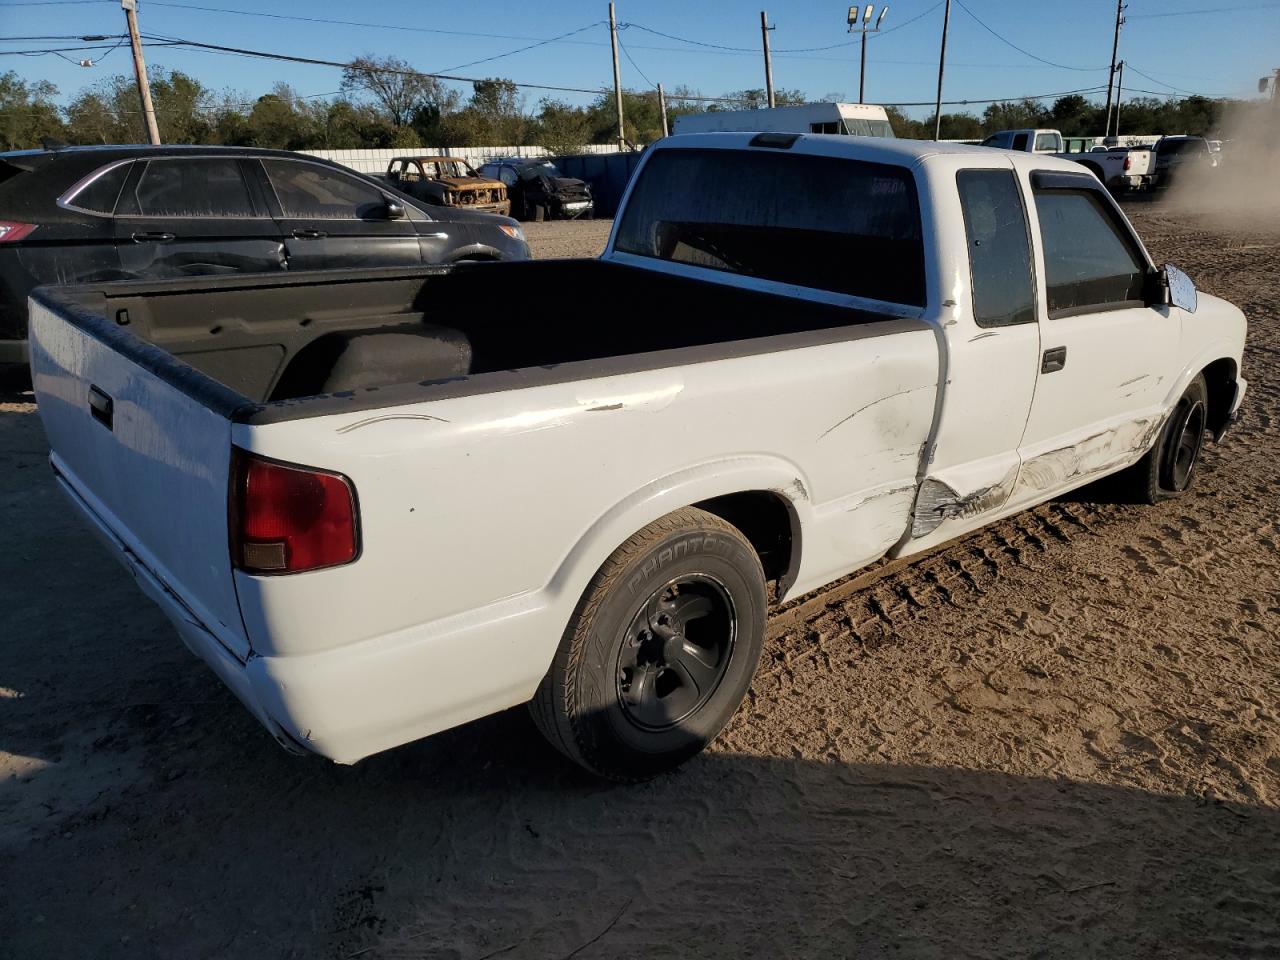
[[546, 455, 812, 609]]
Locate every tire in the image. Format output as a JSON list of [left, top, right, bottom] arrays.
[[1118, 374, 1209, 504], [530, 507, 767, 781]]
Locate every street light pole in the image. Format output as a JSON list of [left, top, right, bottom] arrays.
[[848, 5, 889, 105]]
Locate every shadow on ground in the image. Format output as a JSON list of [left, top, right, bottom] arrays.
[[2, 390, 1278, 960]]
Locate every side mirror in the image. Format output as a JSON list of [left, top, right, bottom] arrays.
[[383, 197, 406, 220], [1164, 263, 1198, 313]]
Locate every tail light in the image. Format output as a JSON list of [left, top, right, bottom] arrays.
[[0, 221, 36, 244], [231, 450, 359, 574], [1123, 156, 1132, 171]]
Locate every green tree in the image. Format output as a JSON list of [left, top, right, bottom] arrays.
[[341, 54, 459, 129], [0, 72, 65, 149]]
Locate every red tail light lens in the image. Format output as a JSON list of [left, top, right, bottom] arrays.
[[0, 221, 36, 244], [1123, 156, 1132, 171], [232, 450, 359, 574]]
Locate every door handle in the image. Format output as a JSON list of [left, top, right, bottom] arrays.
[[291, 228, 327, 239], [131, 231, 175, 243], [88, 384, 113, 430], [1041, 346, 1068, 374]]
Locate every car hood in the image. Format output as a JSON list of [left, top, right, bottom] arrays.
[[434, 176, 505, 191]]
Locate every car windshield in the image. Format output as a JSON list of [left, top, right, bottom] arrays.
[[614, 148, 925, 307], [423, 160, 474, 179], [519, 161, 560, 179]]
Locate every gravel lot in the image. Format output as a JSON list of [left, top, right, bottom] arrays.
[[1, 204, 1277, 959]]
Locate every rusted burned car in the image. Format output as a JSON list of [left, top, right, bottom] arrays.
[[383, 156, 510, 216]]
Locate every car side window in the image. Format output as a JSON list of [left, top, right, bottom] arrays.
[[957, 170, 1036, 328], [123, 158, 256, 218], [1033, 186, 1146, 317], [61, 161, 133, 215], [262, 159, 388, 220], [496, 166, 517, 187], [1012, 133, 1029, 151]]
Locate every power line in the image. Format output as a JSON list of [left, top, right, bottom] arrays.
[[1128, 1, 1280, 17], [432, 21, 604, 75], [616, 36, 657, 89], [953, 0, 1108, 72], [1122, 65, 1214, 97]]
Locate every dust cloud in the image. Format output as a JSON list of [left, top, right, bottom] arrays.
[[1164, 99, 1280, 224]]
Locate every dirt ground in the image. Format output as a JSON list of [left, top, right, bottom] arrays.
[[2, 205, 1278, 959]]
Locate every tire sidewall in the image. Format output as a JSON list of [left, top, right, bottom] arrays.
[[1155, 374, 1208, 497], [572, 525, 766, 771]]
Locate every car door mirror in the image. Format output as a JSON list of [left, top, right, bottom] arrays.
[[1164, 263, 1198, 313], [383, 196, 406, 220]]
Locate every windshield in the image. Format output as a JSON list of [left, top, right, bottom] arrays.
[[614, 148, 925, 307], [519, 161, 560, 179], [423, 160, 475, 179]]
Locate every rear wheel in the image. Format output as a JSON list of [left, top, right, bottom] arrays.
[[1118, 374, 1208, 504], [530, 508, 767, 781]]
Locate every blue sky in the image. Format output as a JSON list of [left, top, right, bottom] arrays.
[[3, 0, 1278, 120]]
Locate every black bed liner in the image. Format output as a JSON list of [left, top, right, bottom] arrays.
[[33, 258, 927, 426]]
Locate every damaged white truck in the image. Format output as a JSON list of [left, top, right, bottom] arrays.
[[29, 134, 1247, 780]]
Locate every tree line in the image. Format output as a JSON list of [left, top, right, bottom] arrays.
[[0, 54, 1237, 154]]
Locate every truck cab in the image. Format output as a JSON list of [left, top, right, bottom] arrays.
[[980, 129, 1065, 153], [673, 102, 895, 138]]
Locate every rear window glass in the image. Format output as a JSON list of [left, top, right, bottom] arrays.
[[124, 158, 255, 218], [614, 149, 925, 307], [1158, 139, 1203, 156], [63, 161, 132, 214]]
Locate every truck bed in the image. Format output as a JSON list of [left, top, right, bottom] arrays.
[[35, 259, 908, 422]]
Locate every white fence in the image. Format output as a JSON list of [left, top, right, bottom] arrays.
[[303, 144, 623, 175]]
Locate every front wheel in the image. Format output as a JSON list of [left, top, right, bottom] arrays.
[[530, 508, 767, 781], [1118, 374, 1208, 504]]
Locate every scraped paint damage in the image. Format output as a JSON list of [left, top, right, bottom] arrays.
[[1015, 416, 1162, 495], [911, 466, 1019, 538]]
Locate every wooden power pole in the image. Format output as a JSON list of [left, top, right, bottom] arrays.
[[658, 82, 669, 137], [609, 3, 626, 149], [933, 0, 952, 141], [121, 0, 160, 144], [1103, 0, 1125, 142], [761, 11, 776, 109]]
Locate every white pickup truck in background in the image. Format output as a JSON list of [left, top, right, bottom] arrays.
[[30, 134, 1247, 781], [981, 128, 1155, 191]]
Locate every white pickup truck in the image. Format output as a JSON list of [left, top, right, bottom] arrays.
[[981, 128, 1155, 191], [29, 134, 1247, 781]]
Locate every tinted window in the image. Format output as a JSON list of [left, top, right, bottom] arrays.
[[957, 170, 1035, 328], [127, 158, 255, 217], [1012, 133, 1030, 151], [615, 149, 925, 306], [1159, 139, 1203, 156], [65, 161, 132, 214], [263, 160, 387, 219], [1033, 187, 1146, 316]]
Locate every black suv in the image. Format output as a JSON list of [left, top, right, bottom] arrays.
[[0, 145, 529, 368], [477, 158, 594, 221]]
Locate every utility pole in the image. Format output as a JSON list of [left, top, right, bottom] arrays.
[[609, 2, 626, 150], [658, 82, 669, 137], [760, 11, 776, 109], [848, 6, 889, 106], [121, 0, 159, 144], [1102, 0, 1125, 142], [933, 0, 951, 140], [1113, 61, 1125, 139]]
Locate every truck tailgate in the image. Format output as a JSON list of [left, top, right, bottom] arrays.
[[28, 292, 251, 659]]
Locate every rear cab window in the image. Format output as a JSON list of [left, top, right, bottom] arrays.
[[614, 148, 925, 308], [957, 169, 1035, 327]]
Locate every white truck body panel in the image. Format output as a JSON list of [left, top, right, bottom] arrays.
[[30, 135, 1248, 766]]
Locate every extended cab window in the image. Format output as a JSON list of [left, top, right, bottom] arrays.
[[263, 160, 387, 220], [957, 170, 1035, 328], [1033, 186, 1146, 317], [122, 158, 255, 218], [614, 149, 925, 307]]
